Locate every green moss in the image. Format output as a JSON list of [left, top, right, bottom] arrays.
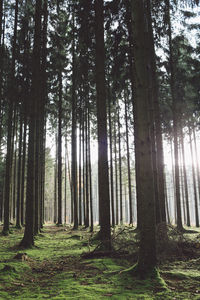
[[0, 224, 200, 299]]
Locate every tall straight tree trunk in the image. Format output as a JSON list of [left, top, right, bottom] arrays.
[[54, 133, 58, 224], [34, 111, 41, 235], [94, 0, 111, 248], [130, 0, 156, 276], [193, 128, 200, 210], [170, 138, 177, 224], [147, 0, 166, 224], [40, 127, 46, 228], [178, 145, 186, 224], [108, 96, 115, 227], [117, 103, 123, 224], [78, 119, 82, 225], [85, 109, 89, 228], [20, 0, 29, 227], [2, 0, 19, 235], [114, 116, 119, 225], [88, 113, 93, 232], [57, 73, 62, 225], [166, 0, 183, 231], [12, 124, 18, 222], [16, 113, 23, 228], [189, 126, 199, 227], [56, 0, 62, 226], [124, 0, 141, 229], [82, 117, 86, 225], [0, 0, 3, 162], [20, 0, 42, 247], [64, 138, 67, 223], [180, 127, 190, 226], [40, 0, 48, 228], [71, 9, 78, 229], [124, 92, 133, 224], [66, 141, 73, 223], [0, 0, 3, 101], [21, 118, 27, 226]]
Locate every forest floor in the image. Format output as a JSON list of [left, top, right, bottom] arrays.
[[0, 224, 200, 299]]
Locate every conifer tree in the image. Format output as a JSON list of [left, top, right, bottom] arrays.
[[94, 0, 111, 249]]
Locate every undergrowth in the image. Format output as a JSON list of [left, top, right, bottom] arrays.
[[0, 224, 200, 299]]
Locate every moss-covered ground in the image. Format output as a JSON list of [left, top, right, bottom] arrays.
[[0, 224, 200, 299]]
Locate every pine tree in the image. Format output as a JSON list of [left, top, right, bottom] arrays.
[[130, 0, 157, 276], [94, 0, 111, 249]]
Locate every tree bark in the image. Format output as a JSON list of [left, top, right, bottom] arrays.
[[108, 95, 115, 227], [124, 92, 133, 224], [54, 133, 58, 224], [94, 0, 111, 248], [189, 126, 199, 227], [180, 127, 190, 226], [114, 116, 119, 225], [193, 128, 200, 216], [130, 0, 157, 276], [3, 0, 19, 235], [78, 118, 82, 225], [166, 0, 183, 231], [21, 118, 27, 226], [117, 103, 123, 223], [20, 0, 42, 247], [71, 9, 78, 229], [57, 73, 63, 225], [88, 113, 93, 232], [16, 112, 23, 228]]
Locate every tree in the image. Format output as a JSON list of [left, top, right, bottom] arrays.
[[130, 0, 157, 276], [20, 0, 42, 247], [165, 0, 184, 231], [94, 0, 111, 249], [71, 4, 78, 229], [2, 0, 19, 235]]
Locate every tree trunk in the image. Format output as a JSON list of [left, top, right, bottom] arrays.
[[114, 116, 119, 225], [20, 0, 42, 247], [166, 0, 183, 231], [88, 113, 93, 232], [64, 138, 67, 224], [108, 95, 115, 227], [2, 0, 19, 235], [193, 128, 200, 214], [124, 92, 133, 224], [66, 141, 73, 223], [12, 118, 18, 222], [54, 133, 58, 224], [82, 116, 86, 225], [189, 126, 199, 227], [40, 0, 48, 228], [71, 9, 78, 229], [21, 118, 27, 226], [85, 109, 89, 228], [94, 0, 111, 249], [117, 103, 123, 224], [57, 73, 62, 225], [16, 113, 23, 228], [78, 119, 82, 225], [130, 0, 157, 276], [146, 0, 166, 224], [34, 110, 40, 235], [180, 127, 190, 226]]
